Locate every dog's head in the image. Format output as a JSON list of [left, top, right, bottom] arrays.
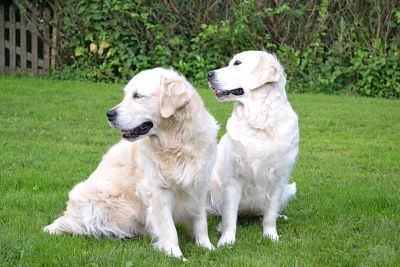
[[208, 50, 282, 102], [107, 68, 190, 141]]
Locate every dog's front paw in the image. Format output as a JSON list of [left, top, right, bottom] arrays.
[[263, 226, 279, 242], [163, 246, 183, 258], [196, 238, 215, 251], [154, 243, 184, 259], [217, 232, 236, 247]]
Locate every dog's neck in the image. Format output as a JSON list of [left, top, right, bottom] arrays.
[[234, 79, 288, 129], [149, 93, 207, 150]]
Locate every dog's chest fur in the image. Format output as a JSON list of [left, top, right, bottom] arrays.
[[226, 110, 297, 209], [140, 136, 208, 189], [228, 114, 282, 160]]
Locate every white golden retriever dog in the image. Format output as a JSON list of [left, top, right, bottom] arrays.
[[207, 51, 299, 246], [44, 68, 219, 258]]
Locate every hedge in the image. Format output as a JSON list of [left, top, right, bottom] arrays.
[[17, 0, 400, 97]]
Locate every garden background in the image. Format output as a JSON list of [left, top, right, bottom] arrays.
[[11, 0, 400, 98]]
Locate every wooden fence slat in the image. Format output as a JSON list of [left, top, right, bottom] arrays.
[[42, 9, 50, 71], [20, 11, 27, 74], [31, 8, 38, 74], [26, 51, 32, 61], [0, 5, 5, 74], [9, 5, 16, 71], [51, 19, 57, 69]]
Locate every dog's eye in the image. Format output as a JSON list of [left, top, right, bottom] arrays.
[[133, 92, 143, 99], [233, 60, 242, 66]]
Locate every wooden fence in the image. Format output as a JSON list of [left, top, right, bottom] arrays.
[[0, 4, 55, 75]]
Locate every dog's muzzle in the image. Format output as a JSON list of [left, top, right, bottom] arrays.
[[208, 72, 244, 99], [121, 121, 154, 139], [212, 88, 244, 97]]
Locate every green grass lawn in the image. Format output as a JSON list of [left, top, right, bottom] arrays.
[[1, 76, 399, 266]]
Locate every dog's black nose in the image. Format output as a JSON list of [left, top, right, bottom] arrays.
[[207, 71, 215, 79], [106, 109, 117, 121]]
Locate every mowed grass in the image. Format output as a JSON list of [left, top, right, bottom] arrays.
[[0, 76, 399, 266]]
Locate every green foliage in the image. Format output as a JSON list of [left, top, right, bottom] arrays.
[[42, 0, 400, 97]]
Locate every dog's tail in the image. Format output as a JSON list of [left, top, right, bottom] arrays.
[[43, 208, 140, 239], [280, 182, 297, 210], [43, 215, 85, 236]]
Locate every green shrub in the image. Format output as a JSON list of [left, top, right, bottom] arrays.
[[17, 0, 400, 97]]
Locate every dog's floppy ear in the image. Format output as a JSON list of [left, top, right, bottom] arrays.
[[160, 75, 190, 118], [249, 56, 280, 89]]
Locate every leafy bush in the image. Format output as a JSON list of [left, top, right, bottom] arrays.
[[17, 0, 400, 97]]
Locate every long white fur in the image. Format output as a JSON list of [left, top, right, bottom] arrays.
[[207, 51, 299, 246], [43, 68, 219, 259]]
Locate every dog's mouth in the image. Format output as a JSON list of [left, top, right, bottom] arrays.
[[212, 87, 244, 98], [121, 121, 154, 139]]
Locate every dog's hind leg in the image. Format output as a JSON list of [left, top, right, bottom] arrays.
[[280, 182, 296, 212]]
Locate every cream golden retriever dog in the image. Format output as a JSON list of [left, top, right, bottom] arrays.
[[207, 51, 299, 246], [44, 68, 218, 258]]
